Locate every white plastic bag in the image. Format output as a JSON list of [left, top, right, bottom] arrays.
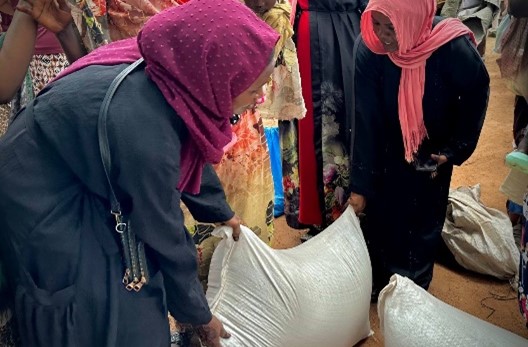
[[442, 185, 519, 279], [206, 206, 372, 347], [379, 274, 528, 347]]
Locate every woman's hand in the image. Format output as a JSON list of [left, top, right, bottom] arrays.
[[222, 215, 242, 241], [17, 0, 72, 33], [348, 193, 366, 215], [194, 315, 231, 347]]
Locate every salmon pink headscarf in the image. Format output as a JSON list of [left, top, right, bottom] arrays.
[[361, 0, 476, 162], [56, 0, 279, 194]]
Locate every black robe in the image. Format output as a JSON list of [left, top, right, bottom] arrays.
[[351, 35, 490, 290], [0, 64, 234, 346]]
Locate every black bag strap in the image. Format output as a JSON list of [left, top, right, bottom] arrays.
[[97, 58, 145, 218]]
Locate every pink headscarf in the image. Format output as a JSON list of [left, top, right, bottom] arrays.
[[361, 0, 476, 162], [56, 0, 279, 194]]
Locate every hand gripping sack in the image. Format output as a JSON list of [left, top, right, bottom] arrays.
[[378, 274, 528, 347], [206, 206, 372, 347], [442, 185, 519, 279]]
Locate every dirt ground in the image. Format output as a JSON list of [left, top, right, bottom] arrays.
[[271, 37, 528, 345]]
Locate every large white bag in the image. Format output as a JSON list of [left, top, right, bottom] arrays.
[[206, 206, 372, 347], [442, 185, 519, 279], [379, 274, 528, 347]]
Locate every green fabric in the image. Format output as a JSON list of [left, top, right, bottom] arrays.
[[506, 151, 528, 174], [0, 32, 5, 49]]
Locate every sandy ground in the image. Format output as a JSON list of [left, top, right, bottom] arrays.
[[272, 37, 528, 345]]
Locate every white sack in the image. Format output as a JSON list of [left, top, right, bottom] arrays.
[[379, 274, 527, 347], [442, 185, 519, 279], [206, 206, 372, 347]]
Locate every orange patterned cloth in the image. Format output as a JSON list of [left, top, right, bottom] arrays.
[[214, 111, 275, 242], [108, 0, 184, 40], [184, 110, 275, 244]]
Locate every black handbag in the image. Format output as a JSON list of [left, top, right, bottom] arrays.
[[97, 58, 150, 292], [508, 0, 528, 18]]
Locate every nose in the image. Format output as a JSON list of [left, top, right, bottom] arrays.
[[377, 28, 393, 43], [374, 26, 384, 37]]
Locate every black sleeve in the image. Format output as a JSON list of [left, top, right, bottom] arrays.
[[441, 36, 490, 166], [181, 164, 235, 224], [350, 39, 384, 200], [112, 108, 212, 325], [359, 0, 369, 13]]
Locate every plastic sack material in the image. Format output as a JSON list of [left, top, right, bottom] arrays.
[[442, 185, 519, 279], [379, 274, 528, 347], [206, 206, 372, 347]]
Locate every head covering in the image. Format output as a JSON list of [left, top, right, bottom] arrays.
[[361, 0, 476, 162], [57, 0, 279, 194]]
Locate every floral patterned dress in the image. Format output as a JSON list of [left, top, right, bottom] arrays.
[[182, 111, 275, 289], [283, 0, 362, 229]]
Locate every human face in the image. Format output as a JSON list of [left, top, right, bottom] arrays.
[[245, 0, 276, 15], [232, 60, 274, 115], [371, 11, 399, 53]]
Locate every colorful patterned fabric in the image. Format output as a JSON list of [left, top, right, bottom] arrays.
[[28, 53, 69, 95], [258, 0, 305, 121], [71, 0, 111, 51], [280, 119, 302, 227], [215, 112, 275, 242], [107, 0, 186, 41], [183, 111, 275, 292], [185, 111, 275, 245], [289, 0, 359, 228]]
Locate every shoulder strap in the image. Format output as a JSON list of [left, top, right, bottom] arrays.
[[98, 58, 144, 216]]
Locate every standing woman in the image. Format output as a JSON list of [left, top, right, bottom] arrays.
[[0, 0, 278, 345], [349, 0, 489, 297], [283, 0, 367, 231]]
